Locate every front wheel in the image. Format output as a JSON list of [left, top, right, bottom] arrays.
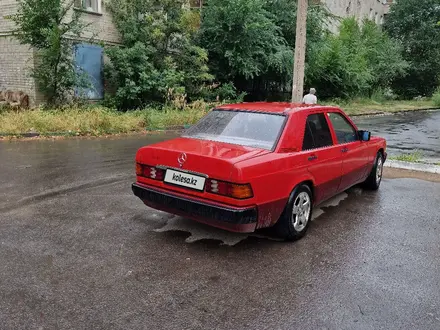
[[363, 152, 384, 190], [273, 184, 313, 241]]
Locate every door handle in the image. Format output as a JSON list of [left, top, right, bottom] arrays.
[[341, 147, 348, 153], [308, 155, 318, 161]]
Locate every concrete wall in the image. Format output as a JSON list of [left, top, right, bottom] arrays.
[[322, 0, 391, 32]]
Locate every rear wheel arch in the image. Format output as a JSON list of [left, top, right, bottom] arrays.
[[273, 181, 314, 241], [285, 179, 315, 206], [301, 180, 315, 200]]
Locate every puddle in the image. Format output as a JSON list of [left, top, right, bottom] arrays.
[[153, 191, 350, 246], [354, 110, 440, 163]]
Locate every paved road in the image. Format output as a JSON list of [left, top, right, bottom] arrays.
[[1, 137, 440, 330], [355, 110, 440, 164]]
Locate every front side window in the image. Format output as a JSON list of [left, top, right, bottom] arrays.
[[302, 113, 333, 150], [327, 112, 358, 144], [183, 110, 286, 150]]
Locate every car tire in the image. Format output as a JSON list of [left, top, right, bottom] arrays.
[[362, 152, 384, 190], [273, 184, 313, 241]]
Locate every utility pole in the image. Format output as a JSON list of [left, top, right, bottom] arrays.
[[291, 0, 308, 103]]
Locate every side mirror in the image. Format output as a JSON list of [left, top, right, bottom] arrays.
[[358, 130, 371, 142]]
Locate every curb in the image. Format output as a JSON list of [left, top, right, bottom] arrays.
[[384, 160, 440, 175], [350, 107, 438, 117], [0, 126, 190, 138]]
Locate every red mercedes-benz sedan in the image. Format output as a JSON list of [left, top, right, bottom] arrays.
[[132, 102, 387, 241]]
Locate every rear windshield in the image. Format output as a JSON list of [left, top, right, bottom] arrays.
[[182, 109, 286, 150]]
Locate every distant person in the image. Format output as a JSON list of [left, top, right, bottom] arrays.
[[302, 88, 317, 104]]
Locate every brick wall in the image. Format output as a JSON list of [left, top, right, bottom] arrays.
[[1, 0, 120, 44], [67, 1, 121, 44], [0, 1, 40, 105], [0, 37, 38, 104], [0, 0, 18, 34], [80, 3, 121, 44], [0, 0, 121, 106]]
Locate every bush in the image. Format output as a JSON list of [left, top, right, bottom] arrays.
[[371, 88, 398, 102], [105, 0, 213, 110], [200, 82, 247, 103], [105, 42, 185, 109], [306, 18, 408, 99], [432, 88, 440, 107]]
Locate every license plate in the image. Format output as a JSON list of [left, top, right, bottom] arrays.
[[164, 169, 206, 191]]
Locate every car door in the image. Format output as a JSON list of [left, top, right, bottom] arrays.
[[326, 112, 369, 192], [302, 113, 343, 204]]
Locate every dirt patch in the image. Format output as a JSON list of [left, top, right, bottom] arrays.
[[384, 167, 440, 183]]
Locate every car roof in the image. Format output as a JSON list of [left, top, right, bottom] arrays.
[[217, 102, 339, 114]]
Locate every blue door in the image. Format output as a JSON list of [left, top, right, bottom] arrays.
[[74, 43, 104, 99]]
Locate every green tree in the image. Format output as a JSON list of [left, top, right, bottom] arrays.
[[199, 0, 291, 83], [199, 0, 334, 100], [361, 20, 408, 93], [11, 0, 90, 105], [384, 0, 440, 97], [265, 0, 331, 96], [106, 0, 212, 109], [307, 18, 407, 99]]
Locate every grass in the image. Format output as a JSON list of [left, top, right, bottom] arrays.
[[144, 100, 211, 129], [389, 150, 423, 163], [0, 107, 146, 136], [0, 98, 438, 137], [432, 88, 440, 107], [323, 98, 436, 116], [0, 102, 211, 136]]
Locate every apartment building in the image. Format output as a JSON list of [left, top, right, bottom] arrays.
[[0, 0, 395, 106], [322, 0, 395, 31], [0, 0, 120, 105]]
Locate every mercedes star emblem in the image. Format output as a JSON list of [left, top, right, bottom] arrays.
[[178, 153, 187, 167]]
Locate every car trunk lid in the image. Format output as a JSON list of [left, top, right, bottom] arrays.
[[136, 137, 270, 181]]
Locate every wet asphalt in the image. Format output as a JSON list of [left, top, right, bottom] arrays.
[[1, 136, 440, 330], [355, 110, 440, 164]]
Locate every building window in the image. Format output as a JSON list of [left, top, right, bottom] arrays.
[[183, 0, 203, 10], [74, 0, 101, 13], [189, 0, 203, 9]]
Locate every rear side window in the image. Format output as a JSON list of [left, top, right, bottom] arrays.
[[327, 112, 358, 144], [302, 113, 333, 150]]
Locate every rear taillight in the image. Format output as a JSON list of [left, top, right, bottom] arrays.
[[206, 179, 253, 199], [136, 163, 165, 181]]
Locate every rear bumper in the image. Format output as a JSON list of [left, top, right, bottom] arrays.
[[132, 183, 258, 233]]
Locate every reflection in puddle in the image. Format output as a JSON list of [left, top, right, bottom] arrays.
[[154, 191, 351, 246]]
